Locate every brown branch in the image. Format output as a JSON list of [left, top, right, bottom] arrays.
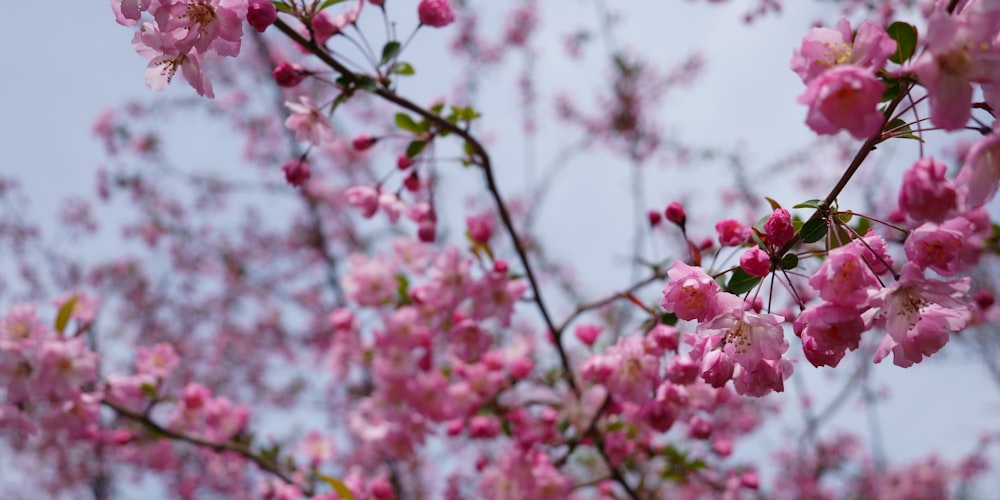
[[102, 398, 306, 494]]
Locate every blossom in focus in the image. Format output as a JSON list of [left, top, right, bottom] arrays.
[[418, 0, 455, 28], [797, 65, 885, 139]]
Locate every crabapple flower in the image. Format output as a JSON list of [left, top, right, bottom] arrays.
[[716, 218, 750, 246], [135, 343, 180, 378], [739, 247, 771, 277], [352, 133, 377, 151], [809, 244, 880, 308], [898, 156, 958, 223], [661, 261, 724, 322], [152, 0, 247, 57], [133, 23, 215, 97], [581, 335, 660, 403], [0, 304, 46, 351], [904, 217, 980, 277], [285, 96, 335, 145], [35, 338, 100, 397], [909, 4, 1000, 130], [795, 304, 865, 368], [957, 131, 1000, 208], [790, 18, 896, 83], [345, 186, 380, 218], [797, 65, 885, 139], [418, 0, 455, 28], [869, 264, 971, 367], [465, 213, 495, 243], [111, 0, 151, 26]]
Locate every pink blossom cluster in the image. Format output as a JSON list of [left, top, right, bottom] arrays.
[[792, 17, 896, 139], [112, 0, 256, 96]]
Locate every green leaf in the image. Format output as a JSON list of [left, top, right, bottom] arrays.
[[394, 113, 420, 133], [792, 199, 822, 209], [391, 62, 415, 75], [886, 22, 917, 64], [660, 312, 678, 326], [779, 253, 799, 270], [317, 0, 348, 10], [316, 473, 355, 500], [800, 218, 829, 244], [885, 118, 924, 142], [406, 140, 426, 158], [380, 41, 401, 66], [355, 75, 377, 92], [140, 383, 158, 398], [271, 1, 293, 13], [54, 295, 78, 334], [726, 268, 762, 295]]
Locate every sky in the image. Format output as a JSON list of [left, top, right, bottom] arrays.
[[1, 0, 999, 496]]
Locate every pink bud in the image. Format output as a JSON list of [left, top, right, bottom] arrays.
[[417, 221, 436, 242], [688, 416, 713, 439], [509, 356, 533, 379], [445, 419, 464, 436], [418, 0, 455, 28], [466, 214, 495, 243], [247, 0, 277, 32], [397, 153, 414, 169], [739, 247, 771, 277], [975, 290, 995, 309], [351, 133, 378, 151], [272, 62, 306, 87], [493, 259, 508, 274], [664, 202, 686, 226], [327, 308, 354, 331], [369, 0, 385, 5], [281, 158, 311, 187], [574, 324, 602, 346], [647, 210, 662, 226], [404, 171, 420, 192], [764, 208, 793, 247], [741, 472, 760, 490], [715, 218, 751, 246]]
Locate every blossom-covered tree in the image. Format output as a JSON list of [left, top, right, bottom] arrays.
[[2, 0, 1000, 498]]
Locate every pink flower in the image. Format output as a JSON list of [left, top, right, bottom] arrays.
[[739, 247, 771, 277], [344, 185, 379, 218], [111, 0, 151, 26], [285, 96, 335, 145], [790, 18, 896, 83], [272, 62, 306, 87], [661, 261, 723, 322], [465, 213, 495, 243], [909, 5, 1000, 130], [0, 304, 46, 351], [133, 23, 215, 97], [418, 0, 455, 28], [764, 208, 794, 247], [715, 219, 750, 246], [956, 131, 1000, 208], [135, 343, 180, 378], [282, 158, 311, 187], [869, 264, 971, 367], [797, 65, 885, 139], [809, 244, 880, 308], [795, 304, 864, 368], [35, 338, 100, 397], [152, 0, 247, 57], [904, 218, 979, 276], [581, 335, 660, 403], [898, 156, 958, 223]]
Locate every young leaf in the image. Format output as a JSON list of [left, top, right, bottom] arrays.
[[800, 218, 829, 244], [726, 268, 762, 295], [764, 196, 782, 211], [271, 1, 293, 13], [355, 75, 377, 92], [391, 62, 415, 75], [406, 140, 426, 158], [318, 0, 348, 10], [394, 113, 419, 133], [380, 41, 401, 66], [316, 473, 355, 500], [779, 253, 799, 270], [54, 295, 78, 334], [886, 22, 917, 64], [792, 199, 822, 209]]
